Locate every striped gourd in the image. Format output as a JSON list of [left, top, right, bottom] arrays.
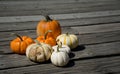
[[56, 33, 78, 49]]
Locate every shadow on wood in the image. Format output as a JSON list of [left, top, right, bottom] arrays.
[[61, 60, 75, 68], [72, 45, 86, 51], [72, 53, 120, 61], [62, 45, 86, 68], [69, 45, 86, 58]]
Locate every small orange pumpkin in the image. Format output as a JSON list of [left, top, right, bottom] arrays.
[[36, 15, 61, 39], [10, 33, 34, 54], [36, 30, 56, 46]]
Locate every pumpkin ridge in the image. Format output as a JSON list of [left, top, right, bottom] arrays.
[[18, 41, 22, 54], [41, 46, 46, 61], [20, 41, 27, 54], [27, 45, 33, 60], [34, 46, 39, 61], [69, 36, 73, 49], [36, 15, 61, 39]]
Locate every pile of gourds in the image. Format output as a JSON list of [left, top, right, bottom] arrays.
[[10, 15, 79, 67]]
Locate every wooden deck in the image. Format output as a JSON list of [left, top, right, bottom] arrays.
[[0, 0, 120, 74]]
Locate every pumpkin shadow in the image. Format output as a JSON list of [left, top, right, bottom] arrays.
[[72, 45, 86, 51], [69, 52, 75, 58], [69, 45, 86, 58], [62, 60, 75, 68], [32, 60, 51, 64], [62, 45, 86, 68]]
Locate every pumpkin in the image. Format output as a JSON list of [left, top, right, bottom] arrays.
[[26, 40, 53, 63], [10, 33, 34, 54], [51, 45, 69, 66], [52, 40, 71, 54], [36, 15, 61, 39], [36, 30, 56, 46], [56, 33, 78, 49]]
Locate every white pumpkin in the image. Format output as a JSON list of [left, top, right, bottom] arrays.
[[26, 40, 53, 63], [56, 33, 78, 49], [52, 41, 71, 54], [51, 46, 69, 66]]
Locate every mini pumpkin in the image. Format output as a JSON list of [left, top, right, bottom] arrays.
[[10, 33, 34, 54], [56, 33, 78, 49], [52, 40, 71, 54], [51, 45, 69, 66], [36, 30, 56, 46], [26, 40, 53, 63], [36, 15, 61, 39]]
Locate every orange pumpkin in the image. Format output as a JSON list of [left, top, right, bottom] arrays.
[[36, 15, 61, 39], [36, 30, 56, 46], [10, 33, 34, 54]]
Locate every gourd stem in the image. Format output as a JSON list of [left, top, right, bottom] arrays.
[[57, 45, 60, 52], [66, 33, 69, 36], [44, 30, 52, 39], [12, 33, 23, 41], [45, 15, 52, 21], [34, 40, 41, 46], [57, 40, 62, 48]]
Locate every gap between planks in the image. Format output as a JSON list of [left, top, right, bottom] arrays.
[[0, 0, 118, 4]]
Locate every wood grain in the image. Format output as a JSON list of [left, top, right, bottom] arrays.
[[0, 15, 120, 32], [0, 22, 120, 42], [0, 0, 120, 16], [1, 30, 120, 53], [0, 54, 120, 74], [1, 10, 120, 23], [0, 41, 120, 70], [0, 0, 120, 74]]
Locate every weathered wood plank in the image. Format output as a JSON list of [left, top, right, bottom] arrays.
[[0, 0, 119, 11], [0, 16, 120, 32], [0, 54, 120, 74], [74, 41, 120, 59], [1, 10, 120, 23], [0, 0, 118, 3], [0, 54, 37, 70], [0, 41, 120, 70], [0, 15, 120, 32], [1, 30, 120, 54], [0, 0, 120, 74], [0, 0, 120, 16], [70, 23, 120, 34], [1, 5, 120, 16], [0, 22, 120, 44]]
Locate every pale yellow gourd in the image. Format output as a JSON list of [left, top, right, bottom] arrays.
[[56, 33, 78, 49], [26, 40, 53, 63]]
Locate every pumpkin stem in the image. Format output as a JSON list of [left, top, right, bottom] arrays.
[[57, 45, 60, 52], [66, 33, 69, 36], [57, 39, 62, 48], [11, 33, 23, 41], [34, 40, 41, 46], [44, 30, 52, 39], [45, 15, 52, 21]]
